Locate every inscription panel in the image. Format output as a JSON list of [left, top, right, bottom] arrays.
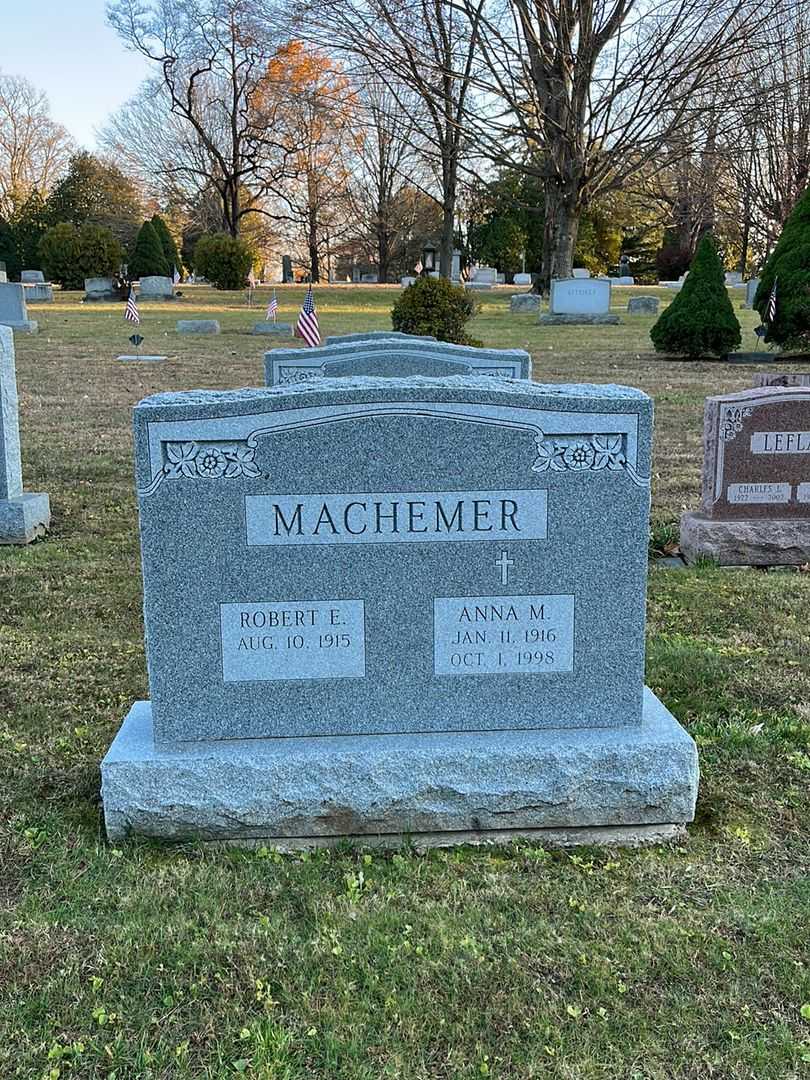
[[434, 595, 574, 676], [245, 489, 547, 546], [221, 600, 365, 681]]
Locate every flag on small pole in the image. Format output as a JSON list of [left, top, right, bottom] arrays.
[[295, 285, 320, 347], [125, 289, 140, 325], [266, 289, 278, 323], [766, 276, 778, 324], [246, 268, 257, 307], [172, 265, 181, 285]]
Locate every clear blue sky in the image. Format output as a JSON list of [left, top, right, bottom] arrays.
[[0, 0, 151, 148]]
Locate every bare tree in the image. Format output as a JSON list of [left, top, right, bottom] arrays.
[[456, 0, 777, 288], [302, 0, 484, 278], [107, 0, 292, 236], [0, 73, 75, 217], [347, 78, 426, 281]]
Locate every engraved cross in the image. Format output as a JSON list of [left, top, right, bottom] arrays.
[[495, 550, 514, 586]]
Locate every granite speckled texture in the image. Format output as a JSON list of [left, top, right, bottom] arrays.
[[264, 341, 532, 384], [0, 326, 50, 542], [538, 313, 620, 325], [101, 688, 699, 843], [138, 276, 175, 299], [628, 297, 659, 315], [510, 294, 541, 313], [132, 376, 652, 745], [680, 511, 810, 565], [253, 322, 293, 336]]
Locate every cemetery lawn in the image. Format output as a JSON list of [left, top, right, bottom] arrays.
[[2, 286, 809, 1080]]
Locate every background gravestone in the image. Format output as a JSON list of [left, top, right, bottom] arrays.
[[0, 326, 50, 542], [264, 340, 532, 385], [101, 376, 698, 844], [138, 276, 175, 300], [540, 279, 619, 325], [0, 283, 38, 333], [681, 387, 810, 565]]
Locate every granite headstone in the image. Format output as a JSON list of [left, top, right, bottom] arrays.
[[138, 276, 175, 300], [540, 279, 618, 325], [0, 283, 38, 333], [264, 340, 532, 384], [0, 326, 50, 542], [101, 376, 698, 843], [681, 387, 810, 564]]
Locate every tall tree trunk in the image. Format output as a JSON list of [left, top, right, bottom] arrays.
[[540, 180, 579, 292], [377, 209, 390, 283], [308, 207, 320, 282]]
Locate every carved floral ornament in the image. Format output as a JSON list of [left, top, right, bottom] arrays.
[[141, 420, 645, 497], [720, 405, 753, 442]]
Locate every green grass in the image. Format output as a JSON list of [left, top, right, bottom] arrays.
[[1, 286, 808, 1079]]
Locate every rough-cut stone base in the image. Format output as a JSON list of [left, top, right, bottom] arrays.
[[2, 321, 38, 334], [0, 492, 50, 543], [538, 314, 620, 326], [253, 322, 293, 336], [101, 688, 699, 843], [680, 510, 810, 566]]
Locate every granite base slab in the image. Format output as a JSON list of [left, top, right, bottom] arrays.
[[0, 492, 51, 543], [2, 321, 38, 334], [101, 688, 699, 843], [538, 314, 620, 326], [680, 510, 810, 565]]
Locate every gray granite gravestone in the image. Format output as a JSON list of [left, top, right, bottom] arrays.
[[265, 341, 531, 385], [628, 296, 659, 315], [540, 279, 619, 325], [326, 332, 436, 346], [84, 277, 116, 301], [510, 294, 540, 313], [0, 327, 50, 543], [753, 372, 810, 388], [253, 322, 293, 336], [20, 270, 45, 284], [101, 376, 698, 844], [743, 278, 761, 309], [0, 283, 38, 333], [138, 276, 175, 300], [680, 387, 810, 565], [177, 320, 220, 335], [23, 283, 54, 303]]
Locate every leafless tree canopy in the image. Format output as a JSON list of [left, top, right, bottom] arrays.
[[0, 72, 75, 217]]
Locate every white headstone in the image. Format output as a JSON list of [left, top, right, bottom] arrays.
[[572, 269, 591, 279], [550, 279, 611, 316]]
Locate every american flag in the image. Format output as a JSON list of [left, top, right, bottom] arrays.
[[295, 285, 320, 347], [172, 265, 181, 285], [766, 276, 778, 323], [266, 290, 278, 322], [125, 290, 140, 325], [414, 259, 423, 274], [248, 268, 257, 289]]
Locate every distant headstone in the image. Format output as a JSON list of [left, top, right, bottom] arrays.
[[451, 250, 462, 281], [466, 266, 497, 290], [177, 320, 220, 335], [510, 293, 541, 313], [0, 326, 50, 543], [540, 279, 618, 325], [326, 332, 436, 345], [627, 296, 659, 315], [743, 277, 760, 309], [0, 271, 6, 284], [725, 271, 744, 286], [264, 340, 531, 385], [282, 255, 293, 284], [138, 276, 175, 300], [20, 270, 45, 284], [84, 277, 116, 301], [753, 372, 810, 388], [23, 283, 54, 303], [360, 273, 379, 283], [572, 268, 591, 279], [680, 387, 810, 565], [619, 255, 631, 278], [101, 376, 698, 844], [513, 273, 532, 286], [253, 322, 293, 336], [0, 283, 38, 333], [400, 276, 416, 288], [616, 276, 635, 286]]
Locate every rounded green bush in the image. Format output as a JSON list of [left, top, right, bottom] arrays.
[[650, 233, 741, 358], [391, 276, 478, 344], [193, 233, 254, 290], [754, 185, 810, 350], [129, 220, 170, 280]]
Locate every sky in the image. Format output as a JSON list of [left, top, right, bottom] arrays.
[[0, 0, 152, 149]]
